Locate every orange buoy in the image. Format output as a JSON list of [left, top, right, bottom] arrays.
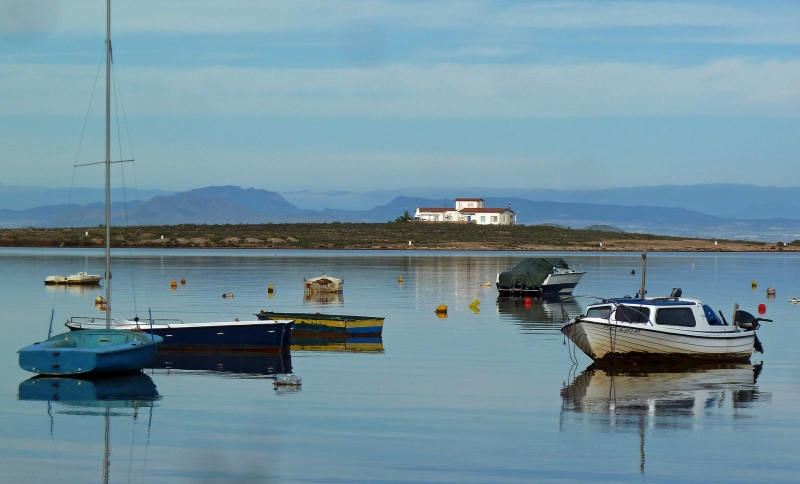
[[171, 280, 177, 289]]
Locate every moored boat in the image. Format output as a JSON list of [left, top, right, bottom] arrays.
[[44, 272, 102, 285], [65, 317, 293, 352], [303, 275, 343, 293], [561, 295, 763, 361], [496, 258, 584, 296], [256, 310, 383, 336], [19, 330, 162, 375]]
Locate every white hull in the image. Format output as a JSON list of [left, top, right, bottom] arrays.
[[541, 272, 584, 294], [563, 319, 754, 360], [304, 276, 343, 294], [45, 273, 102, 285]]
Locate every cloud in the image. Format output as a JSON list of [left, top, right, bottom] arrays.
[[3, 58, 800, 118], [21, 1, 795, 38]]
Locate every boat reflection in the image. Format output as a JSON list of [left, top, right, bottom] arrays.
[[19, 373, 159, 483], [292, 336, 384, 354], [44, 284, 103, 295], [304, 292, 344, 306], [19, 372, 159, 408], [146, 350, 293, 378], [560, 361, 769, 474], [496, 296, 583, 333]]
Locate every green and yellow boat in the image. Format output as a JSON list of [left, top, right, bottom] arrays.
[[255, 311, 384, 336]]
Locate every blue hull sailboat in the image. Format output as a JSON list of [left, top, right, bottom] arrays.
[[18, 0, 161, 375], [19, 330, 161, 375]]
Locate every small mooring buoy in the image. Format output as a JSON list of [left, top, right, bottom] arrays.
[[631, 270, 635, 275], [180, 278, 186, 285], [268, 284, 275, 293], [481, 282, 491, 287], [398, 276, 403, 283], [435, 304, 448, 318], [758, 303, 767, 314], [751, 280, 757, 288], [170, 280, 177, 289], [222, 293, 233, 298], [767, 287, 776, 297], [469, 300, 480, 308], [94, 296, 105, 305]]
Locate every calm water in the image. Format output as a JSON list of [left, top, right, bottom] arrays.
[[1, 248, 799, 483]]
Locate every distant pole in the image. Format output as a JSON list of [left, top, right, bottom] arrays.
[[639, 250, 647, 298]]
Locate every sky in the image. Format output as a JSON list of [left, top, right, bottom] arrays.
[[2, 0, 800, 194]]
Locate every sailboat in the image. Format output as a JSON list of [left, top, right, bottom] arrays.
[[18, 0, 162, 375]]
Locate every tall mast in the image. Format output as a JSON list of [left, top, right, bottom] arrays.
[[105, 0, 111, 329]]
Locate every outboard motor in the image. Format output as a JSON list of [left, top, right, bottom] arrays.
[[735, 309, 772, 331]]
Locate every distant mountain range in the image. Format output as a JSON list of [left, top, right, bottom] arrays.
[[2, 184, 800, 242]]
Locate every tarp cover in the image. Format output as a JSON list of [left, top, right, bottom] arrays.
[[498, 258, 570, 289]]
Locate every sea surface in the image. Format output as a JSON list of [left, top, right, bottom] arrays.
[[1, 248, 799, 483]]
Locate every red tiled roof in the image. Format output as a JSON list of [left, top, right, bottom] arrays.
[[458, 207, 513, 213], [417, 207, 453, 212], [455, 198, 484, 201]]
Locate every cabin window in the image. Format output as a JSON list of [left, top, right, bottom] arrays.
[[586, 306, 612, 319], [615, 305, 650, 323], [702, 304, 725, 325], [656, 307, 697, 327]]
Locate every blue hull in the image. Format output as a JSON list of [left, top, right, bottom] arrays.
[[18, 330, 162, 375], [148, 322, 292, 351]]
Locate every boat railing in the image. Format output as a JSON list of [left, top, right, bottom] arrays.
[[68, 316, 185, 329]]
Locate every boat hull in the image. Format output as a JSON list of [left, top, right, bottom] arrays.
[[562, 319, 754, 361], [18, 330, 161, 375], [255, 311, 384, 336], [66, 320, 293, 351], [497, 272, 583, 295]]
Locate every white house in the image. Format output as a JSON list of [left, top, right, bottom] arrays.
[[415, 198, 516, 225]]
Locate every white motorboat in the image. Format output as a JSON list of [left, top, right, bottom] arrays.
[[304, 274, 344, 294], [561, 294, 765, 361], [44, 272, 102, 285]]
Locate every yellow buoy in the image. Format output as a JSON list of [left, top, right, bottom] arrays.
[[435, 304, 448, 314], [170, 279, 177, 288], [268, 284, 275, 293], [398, 276, 403, 283], [469, 299, 480, 308], [751, 281, 757, 288], [94, 296, 105, 305]]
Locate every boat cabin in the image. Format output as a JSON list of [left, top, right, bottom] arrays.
[[584, 297, 729, 332]]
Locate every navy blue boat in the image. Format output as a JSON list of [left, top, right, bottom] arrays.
[[19, 330, 163, 376], [66, 318, 293, 352]]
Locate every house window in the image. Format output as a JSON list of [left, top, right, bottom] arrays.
[[480, 216, 486, 222], [491, 216, 498, 222]]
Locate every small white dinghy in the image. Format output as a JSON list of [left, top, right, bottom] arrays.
[[44, 272, 102, 285], [303, 274, 343, 294]]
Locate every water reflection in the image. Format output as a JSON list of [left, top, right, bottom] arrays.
[[19, 372, 159, 408], [292, 336, 384, 353], [146, 350, 293, 377], [303, 292, 344, 306], [561, 361, 769, 474], [44, 284, 103, 295], [497, 296, 583, 333], [18, 373, 159, 484]]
